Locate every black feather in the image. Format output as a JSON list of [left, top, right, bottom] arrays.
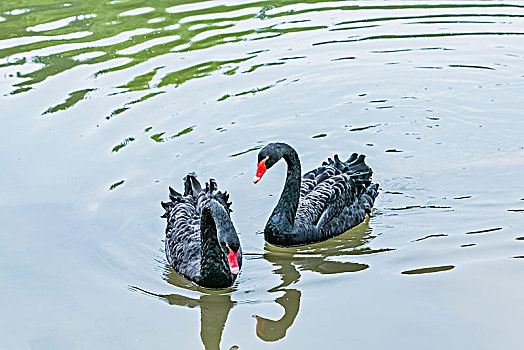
[[162, 173, 242, 288], [257, 142, 379, 246]]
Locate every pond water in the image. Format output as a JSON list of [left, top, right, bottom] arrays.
[[1, 0, 523, 349]]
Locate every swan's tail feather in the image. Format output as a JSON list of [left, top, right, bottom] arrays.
[[360, 183, 379, 215], [163, 173, 202, 219], [331, 153, 372, 197], [323, 153, 365, 174], [197, 178, 233, 215], [160, 201, 175, 218], [207, 178, 233, 214], [206, 178, 218, 193], [163, 186, 184, 218], [183, 172, 202, 197], [217, 190, 233, 213], [346, 155, 372, 178], [346, 154, 368, 170], [322, 155, 345, 172], [346, 153, 358, 164], [169, 186, 183, 201]]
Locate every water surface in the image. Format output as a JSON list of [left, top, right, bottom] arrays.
[[1, 1, 523, 349]]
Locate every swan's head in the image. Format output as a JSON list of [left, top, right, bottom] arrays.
[[219, 234, 240, 276], [253, 143, 288, 183], [204, 200, 241, 275], [224, 243, 240, 275]]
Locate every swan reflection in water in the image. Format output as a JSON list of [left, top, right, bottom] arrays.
[[255, 216, 390, 342], [131, 217, 388, 347], [131, 267, 237, 350]]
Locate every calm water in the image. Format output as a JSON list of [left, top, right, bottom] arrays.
[[1, 0, 523, 349]]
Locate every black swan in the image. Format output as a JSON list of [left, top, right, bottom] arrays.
[[161, 173, 242, 288], [253, 142, 379, 247]]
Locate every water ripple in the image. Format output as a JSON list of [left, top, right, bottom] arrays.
[[2, 1, 524, 347], [1, 0, 523, 157], [1, 0, 521, 101]]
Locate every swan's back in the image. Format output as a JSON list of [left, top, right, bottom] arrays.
[[295, 153, 378, 232], [161, 174, 232, 281]]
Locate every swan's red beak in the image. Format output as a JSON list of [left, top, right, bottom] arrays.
[[227, 248, 240, 275], [253, 158, 267, 183]]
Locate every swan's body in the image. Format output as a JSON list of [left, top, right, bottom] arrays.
[[254, 143, 378, 247], [161, 174, 242, 288]]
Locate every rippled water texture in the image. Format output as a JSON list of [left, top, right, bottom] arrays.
[[1, 0, 523, 349]]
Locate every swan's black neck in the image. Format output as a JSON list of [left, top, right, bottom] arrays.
[[265, 144, 301, 245], [199, 200, 235, 288]]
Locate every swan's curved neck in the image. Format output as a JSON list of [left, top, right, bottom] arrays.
[[199, 202, 232, 287], [266, 145, 301, 242]]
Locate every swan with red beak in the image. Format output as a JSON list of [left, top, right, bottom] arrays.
[[162, 174, 242, 289], [253, 156, 268, 183], [227, 246, 240, 275], [253, 142, 379, 247]]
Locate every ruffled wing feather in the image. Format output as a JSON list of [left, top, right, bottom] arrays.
[[162, 173, 231, 282], [295, 153, 375, 229]]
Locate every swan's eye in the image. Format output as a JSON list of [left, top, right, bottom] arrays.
[[253, 157, 268, 183]]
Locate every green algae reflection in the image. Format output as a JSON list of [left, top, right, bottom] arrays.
[[401, 265, 455, 275]]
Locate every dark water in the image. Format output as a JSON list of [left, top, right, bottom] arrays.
[[1, 0, 523, 349]]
